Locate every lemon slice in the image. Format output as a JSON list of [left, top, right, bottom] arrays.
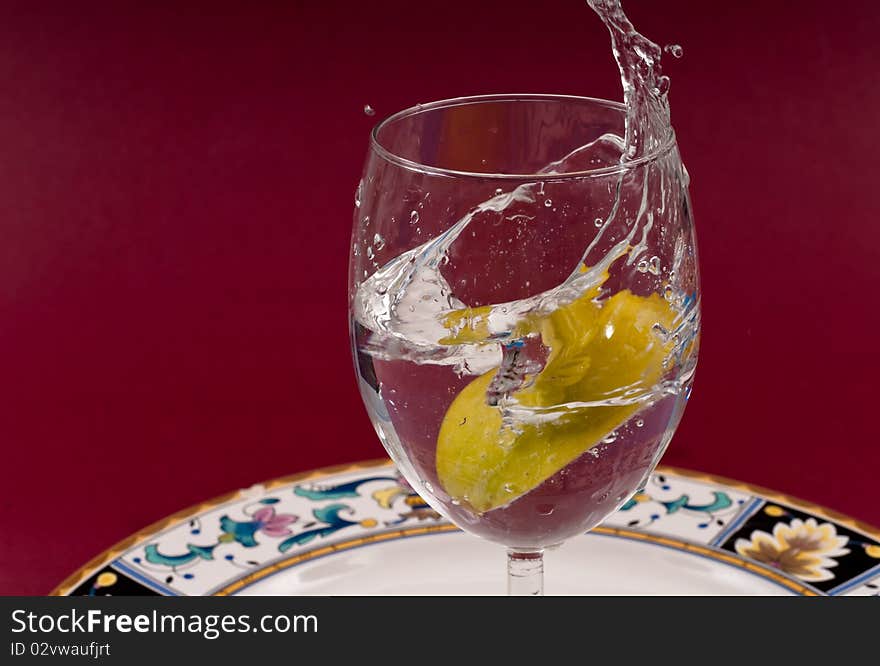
[[436, 287, 675, 513]]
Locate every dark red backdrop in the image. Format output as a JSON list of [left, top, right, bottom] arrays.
[[2, 0, 879, 595]]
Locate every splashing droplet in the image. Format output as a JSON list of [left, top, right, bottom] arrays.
[[654, 75, 670, 96], [363, 104, 375, 116], [664, 44, 684, 58]]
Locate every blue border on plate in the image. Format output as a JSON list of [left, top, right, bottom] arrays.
[[827, 562, 880, 596], [112, 560, 180, 596], [708, 497, 764, 547]]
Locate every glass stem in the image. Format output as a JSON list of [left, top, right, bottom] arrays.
[[507, 549, 544, 596]]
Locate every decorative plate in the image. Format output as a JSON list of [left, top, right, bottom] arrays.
[[53, 460, 880, 596]]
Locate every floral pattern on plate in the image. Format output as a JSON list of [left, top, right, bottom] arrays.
[[718, 502, 880, 594], [60, 462, 880, 597]]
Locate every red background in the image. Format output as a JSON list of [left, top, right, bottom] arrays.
[[2, 0, 879, 595]]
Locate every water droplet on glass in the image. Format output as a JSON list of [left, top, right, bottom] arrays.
[[363, 104, 375, 116], [354, 180, 363, 208], [664, 44, 684, 58], [594, 217, 604, 228], [636, 418, 645, 428], [373, 233, 385, 250], [544, 199, 553, 207], [637, 259, 649, 273], [410, 210, 419, 224], [503, 483, 515, 494], [648, 256, 661, 275]]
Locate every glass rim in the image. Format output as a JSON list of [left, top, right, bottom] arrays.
[[369, 93, 677, 181]]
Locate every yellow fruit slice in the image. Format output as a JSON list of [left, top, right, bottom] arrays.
[[436, 288, 675, 513], [438, 305, 494, 345]]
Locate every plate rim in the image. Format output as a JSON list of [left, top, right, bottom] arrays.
[[50, 459, 880, 596]]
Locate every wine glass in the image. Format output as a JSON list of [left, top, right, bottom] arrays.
[[349, 94, 699, 595]]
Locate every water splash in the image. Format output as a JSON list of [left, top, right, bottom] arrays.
[[587, 0, 672, 159]]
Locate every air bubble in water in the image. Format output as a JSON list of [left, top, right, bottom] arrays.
[[355, 180, 363, 208], [648, 256, 661, 275], [503, 483, 515, 494], [594, 217, 604, 228], [652, 322, 670, 340], [373, 233, 385, 250], [544, 199, 553, 207], [495, 188, 503, 195], [635, 418, 644, 428], [663, 285, 674, 301], [602, 431, 618, 444], [363, 104, 375, 116], [664, 44, 684, 58], [637, 259, 649, 273], [410, 210, 419, 224], [366, 246, 374, 261]]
